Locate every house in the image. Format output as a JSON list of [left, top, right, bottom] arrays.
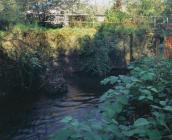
[[26, 7, 106, 27], [96, 14, 105, 22], [26, 7, 68, 26]]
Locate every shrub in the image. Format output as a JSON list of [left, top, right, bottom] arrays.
[[52, 57, 172, 140]]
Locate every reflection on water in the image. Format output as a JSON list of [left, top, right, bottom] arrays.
[[0, 75, 105, 140]]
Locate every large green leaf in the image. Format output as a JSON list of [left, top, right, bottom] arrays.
[[134, 118, 150, 127], [163, 106, 172, 112], [51, 128, 73, 140], [147, 130, 161, 140], [61, 116, 73, 123], [140, 71, 155, 81], [101, 76, 118, 85]]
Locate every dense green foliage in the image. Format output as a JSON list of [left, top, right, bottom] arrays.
[[0, 0, 96, 28], [0, 0, 169, 77], [1, 0, 172, 139], [0, 26, 97, 95], [0, 29, 50, 94], [52, 57, 172, 140], [0, 24, 139, 77]]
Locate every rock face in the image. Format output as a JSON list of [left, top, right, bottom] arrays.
[[41, 69, 68, 96]]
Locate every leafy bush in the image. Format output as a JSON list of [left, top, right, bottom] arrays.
[[0, 27, 52, 94], [79, 34, 112, 76], [52, 57, 172, 140], [0, 26, 97, 94], [106, 9, 128, 25], [0, 24, 153, 76]]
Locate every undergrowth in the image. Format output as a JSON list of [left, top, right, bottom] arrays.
[[52, 57, 172, 140]]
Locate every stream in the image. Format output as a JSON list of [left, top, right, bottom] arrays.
[[0, 74, 105, 140]]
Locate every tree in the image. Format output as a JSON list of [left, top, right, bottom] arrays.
[[163, 0, 172, 15], [0, 0, 84, 23], [0, 0, 20, 22], [113, 0, 122, 10], [126, 0, 165, 17]]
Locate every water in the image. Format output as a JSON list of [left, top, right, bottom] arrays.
[[0, 74, 105, 140]]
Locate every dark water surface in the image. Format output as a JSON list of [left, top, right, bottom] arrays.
[[0, 75, 105, 140]]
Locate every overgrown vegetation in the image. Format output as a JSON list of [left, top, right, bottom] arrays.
[[1, 0, 172, 139], [0, 28, 50, 95], [52, 57, 172, 140], [0, 24, 153, 78], [0, 27, 91, 95]]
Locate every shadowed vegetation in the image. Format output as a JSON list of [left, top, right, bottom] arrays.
[[1, 0, 172, 140]]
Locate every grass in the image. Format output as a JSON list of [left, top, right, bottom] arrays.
[[0, 24, 97, 57]]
